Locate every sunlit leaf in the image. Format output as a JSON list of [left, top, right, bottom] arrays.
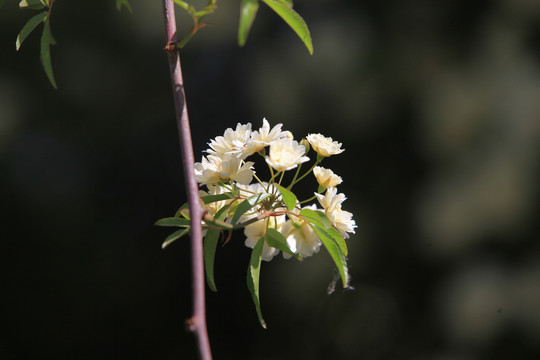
[[116, 0, 132, 13], [231, 192, 271, 225], [247, 237, 266, 328], [203, 205, 229, 292], [40, 21, 57, 89], [299, 208, 331, 229], [261, 0, 313, 55], [238, 0, 259, 46], [312, 225, 349, 287], [15, 11, 46, 51], [162, 227, 190, 249], [154, 217, 191, 227], [275, 0, 292, 8], [274, 184, 296, 210], [323, 225, 348, 256], [266, 228, 298, 258]]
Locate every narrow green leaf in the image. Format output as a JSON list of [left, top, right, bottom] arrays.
[[266, 228, 298, 258], [324, 225, 348, 256], [194, 4, 217, 17], [116, 0, 132, 13], [231, 193, 271, 225], [204, 229, 220, 291], [174, 202, 189, 217], [162, 227, 190, 249], [201, 193, 235, 204], [155, 217, 191, 227], [203, 205, 229, 292], [312, 225, 349, 287], [238, 0, 259, 46], [299, 208, 331, 229], [261, 0, 313, 55], [173, 0, 196, 15], [40, 21, 57, 89], [275, 0, 293, 8], [15, 11, 47, 51], [172, 0, 190, 11], [274, 184, 297, 210], [247, 237, 267, 328]]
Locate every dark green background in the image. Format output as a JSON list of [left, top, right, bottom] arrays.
[[2, 1, 540, 359]]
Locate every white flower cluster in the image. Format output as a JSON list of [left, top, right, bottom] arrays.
[[195, 118, 356, 261]]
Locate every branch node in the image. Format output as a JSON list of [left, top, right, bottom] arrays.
[[185, 316, 198, 332], [164, 41, 179, 52]]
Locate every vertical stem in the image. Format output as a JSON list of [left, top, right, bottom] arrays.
[[162, 2, 212, 360]]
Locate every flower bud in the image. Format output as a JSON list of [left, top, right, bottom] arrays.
[[299, 138, 310, 154]]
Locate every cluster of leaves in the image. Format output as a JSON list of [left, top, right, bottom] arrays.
[[172, 0, 313, 53], [15, 0, 57, 88], [15, 0, 312, 89], [156, 121, 354, 328], [238, 0, 312, 54]]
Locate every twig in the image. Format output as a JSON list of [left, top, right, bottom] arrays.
[[161, 1, 212, 359]]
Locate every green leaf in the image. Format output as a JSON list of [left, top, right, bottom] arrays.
[[231, 192, 271, 225], [174, 202, 190, 218], [275, 0, 292, 8], [204, 229, 220, 292], [261, 0, 313, 55], [274, 184, 297, 210], [323, 225, 348, 256], [155, 217, 191, 227], [40, 21, 57, 89], [201, 193, 235, 204], [299, 208, 332, 229], [238, 0, 259, 46], [15, 11, 47, 51], [203, 205, 229, 292], [312, 225, 349, 287], [265, 228, 298, 258], [195, 4, 217, 18], [173, 0, 196, 15], [162, 227, 190, 249], [300, 209, 348, 256], [247, 237, 267, 328], [116, 0, 132, 13]]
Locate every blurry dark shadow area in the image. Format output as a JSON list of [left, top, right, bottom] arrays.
[[1, 0, 540, 359]]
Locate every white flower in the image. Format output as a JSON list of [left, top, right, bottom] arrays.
[[244, 216, 286, 261], [195, 155, 254, 185], [330, 209, 356, 239], [315, 187, 356, 239], [265, 138, 310, 172], [313, 166, 342, 189], [242, 118, 290, 156], [306, 133, 344, 157], [206, 123, 252, 158], [314, 187, 346, 213], [281, 205, 321, 259]]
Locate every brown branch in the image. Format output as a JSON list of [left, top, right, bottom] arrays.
[[161, 1, 212, 359]]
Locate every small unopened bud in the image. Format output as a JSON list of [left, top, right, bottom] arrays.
[[299, 138, 310, 154], [285, 131, 294, 139]]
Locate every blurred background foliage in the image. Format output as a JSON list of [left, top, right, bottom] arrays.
[[2, 0, 540, 359]]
